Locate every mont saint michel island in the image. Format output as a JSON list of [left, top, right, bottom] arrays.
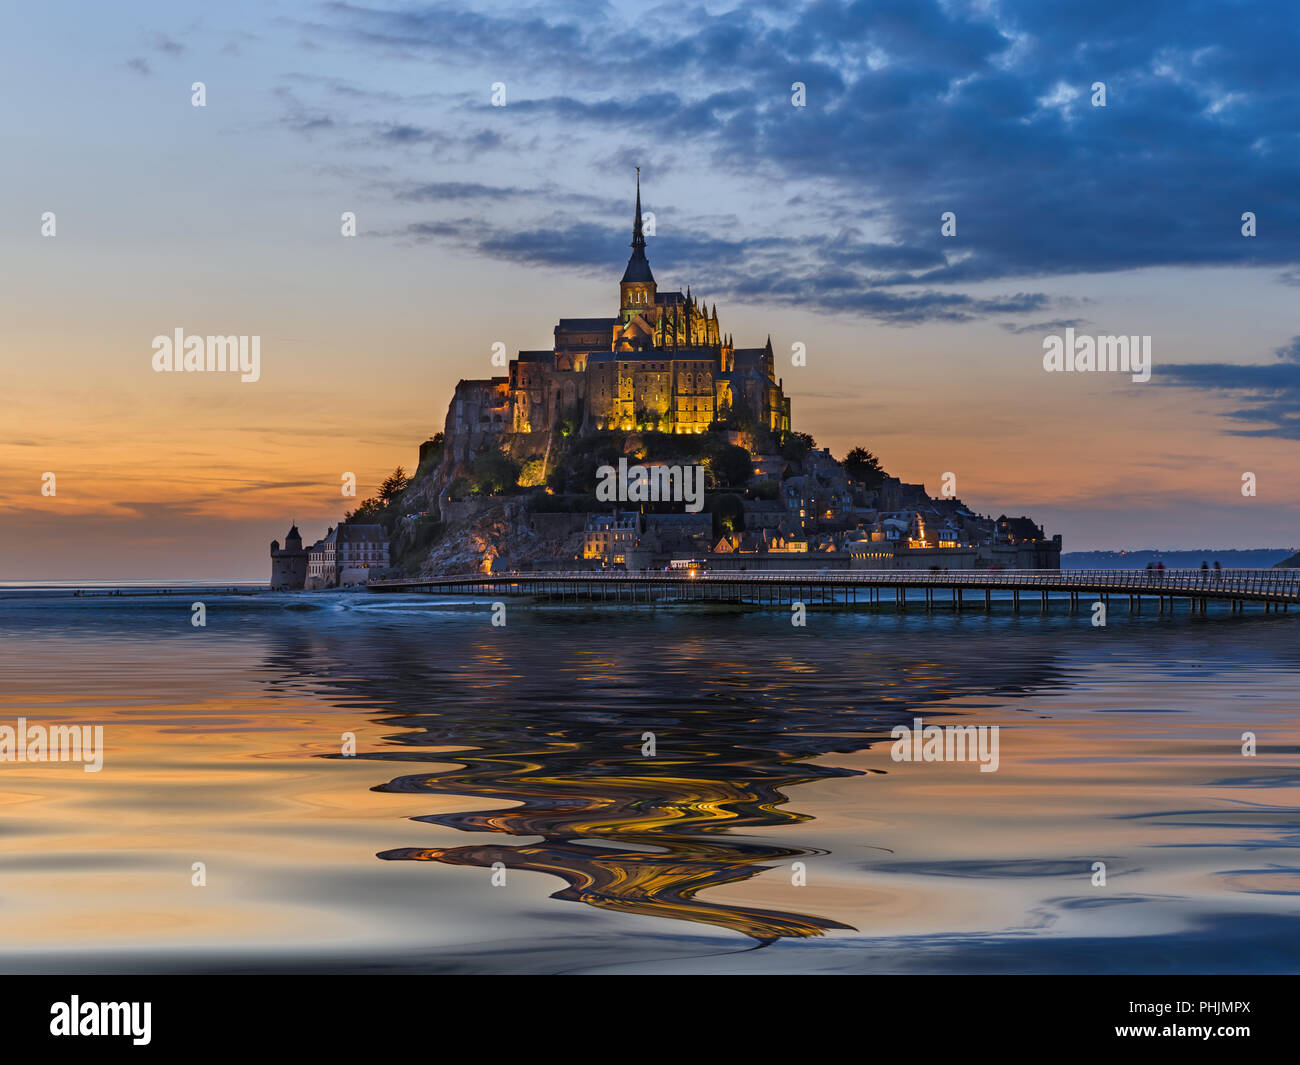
[[269, 177, 1060, 591]]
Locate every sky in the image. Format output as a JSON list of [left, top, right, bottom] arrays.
[[1, 0, 1298, 579]]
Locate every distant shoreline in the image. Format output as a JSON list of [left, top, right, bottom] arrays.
[[1061, 549, 1294, 569]]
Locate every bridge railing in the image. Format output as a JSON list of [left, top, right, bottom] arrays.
[[369, 568, 1300, 599]]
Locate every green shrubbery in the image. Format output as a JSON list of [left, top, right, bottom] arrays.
[[701, 439, 752, 489], [466, 450, 521, 495], [546, 432, 625, 494], [344, 466, 412, 528]]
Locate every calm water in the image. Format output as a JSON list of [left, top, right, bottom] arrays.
[[1, 588, 1298, 974]]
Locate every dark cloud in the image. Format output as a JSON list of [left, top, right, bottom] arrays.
[[109, 500, 212, 521], [1160, 358, 1300, 439], [399, 181, 522, 202], [296, 0, 1299, 323], [289, 115, 335, 132], [406, 220, 470, 239], [148, 33, 185, 57], [1274, 336, 1300, 362], [1001, 319, 1090, 335], [380, 123, 437, 143], [402, 214, 1051, 323], [273, 86, 337, 133]]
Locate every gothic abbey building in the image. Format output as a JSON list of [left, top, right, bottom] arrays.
[[443, 175, 793, 466]]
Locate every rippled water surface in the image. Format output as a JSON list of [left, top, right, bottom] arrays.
[[1, 588, 1298, 973]]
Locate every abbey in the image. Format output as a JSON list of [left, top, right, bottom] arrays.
[[443, 173, 792, 465]]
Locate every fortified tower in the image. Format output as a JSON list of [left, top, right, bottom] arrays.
[[269, 524, 308, 590]]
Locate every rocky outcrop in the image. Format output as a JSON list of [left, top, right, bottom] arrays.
[[413, 497, 583, 576]]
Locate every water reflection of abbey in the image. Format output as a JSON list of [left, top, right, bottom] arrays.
[[264, 618, 1068, 941]]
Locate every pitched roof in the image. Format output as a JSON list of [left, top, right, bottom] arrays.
[[556, 318, 617, 331], [621, 254, 655, 284], [337, 524, 388, 543]]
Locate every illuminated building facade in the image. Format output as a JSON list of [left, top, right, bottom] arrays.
[[443, 174, 792, 465]]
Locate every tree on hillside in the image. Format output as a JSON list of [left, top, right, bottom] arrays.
[[779, 431, 815, 462], [468, 450, 521, 495], [379, 466, 412, 505], [517, 457, 547, 488], [844, 447, 886, 488], [344, 497, 386, 524], [703, 441, 752, 489], [546, 432, 623, 494]]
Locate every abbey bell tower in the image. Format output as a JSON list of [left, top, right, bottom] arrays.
[[468, 167, 791, 440], [619, 168, 656, 320]]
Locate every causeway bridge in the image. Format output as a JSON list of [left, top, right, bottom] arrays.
[[368, 568, 1299, 614]]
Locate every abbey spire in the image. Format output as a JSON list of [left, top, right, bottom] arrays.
[[620, 168, 656, 316], [631, 168, 646, 251], [620, 168, 654, 286]]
